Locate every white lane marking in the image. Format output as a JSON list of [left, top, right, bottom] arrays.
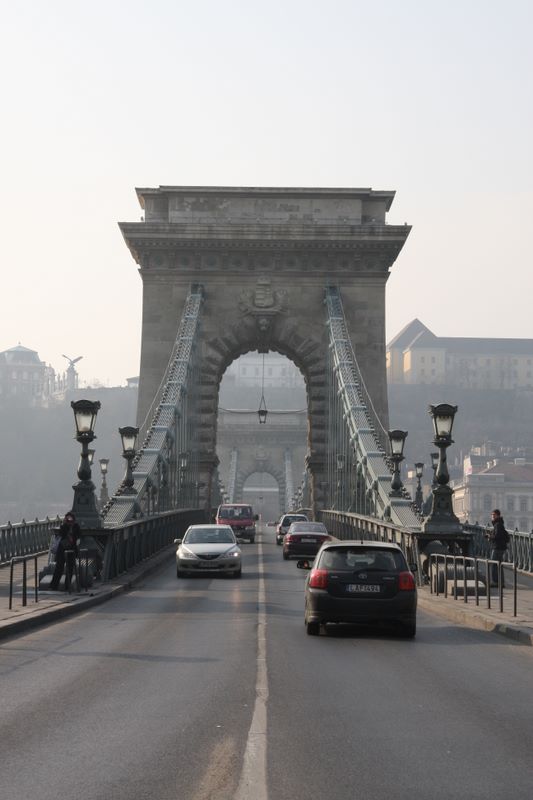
[[235, 536, 268, 800]]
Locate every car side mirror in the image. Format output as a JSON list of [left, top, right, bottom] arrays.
[[174, 538, 182, 545], [236, 538, 245, 545], [296, 559, 312, 570]]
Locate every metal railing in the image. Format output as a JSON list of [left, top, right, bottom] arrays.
[[1, 517, 61, 565], [319, 509, 421, 574], [9, 554, 40, 610], [463, 523, 533, 573], [429, 553, 518, 616], [325, 287, 421, 530]]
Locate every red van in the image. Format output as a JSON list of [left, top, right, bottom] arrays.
[[216, 504, 258, 543]]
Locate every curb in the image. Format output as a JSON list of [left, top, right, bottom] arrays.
[[0, 546, 175, 642], [417, 593, 533, 646]]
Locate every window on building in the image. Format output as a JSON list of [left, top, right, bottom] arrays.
[[507, 519, 515, 531], [483, 494, 492, 512], [431, 356, 435, 363], [241, 367, 247, 375], [519, 519, 528, 532], [506, 496, 515, 512], [520, 497, 527, 512]]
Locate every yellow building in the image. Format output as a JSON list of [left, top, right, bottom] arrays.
[[387, 321, 533, 390]]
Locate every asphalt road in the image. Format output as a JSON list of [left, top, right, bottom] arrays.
[[1, 528, 532, 800]]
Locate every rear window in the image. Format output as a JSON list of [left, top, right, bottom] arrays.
[[282, 514, 307, 525], [318, 547, 406, 571], [289, 522, 327, 533], [218, 506, 252, 519]]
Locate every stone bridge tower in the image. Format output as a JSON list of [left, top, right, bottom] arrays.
[[119, 186, 410, 513]]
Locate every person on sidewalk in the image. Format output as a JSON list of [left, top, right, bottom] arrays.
[[488, 508, 509, 587], [49, 512, 80, 591]]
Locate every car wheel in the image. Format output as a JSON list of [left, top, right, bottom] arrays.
[[276, 539, 281, 545], [233, 569, 242, 578], [249, 536, 255, 544], [306, 620, 320, 636], [399, 621, 416, 638], [177, 568, 185, 578]]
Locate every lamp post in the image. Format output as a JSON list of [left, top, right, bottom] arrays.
[[414, 462, 424, 512], [70, 399, 102, 528], [423, 403, 462, 534], [430, 451, 439, 488], [119, 426, 139, 495], [99, 458, 110, 507], [178, 451, 189, 506], [388, 429, 407, 497]]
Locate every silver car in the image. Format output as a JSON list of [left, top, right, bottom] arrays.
[[175, 524, 242, 578]]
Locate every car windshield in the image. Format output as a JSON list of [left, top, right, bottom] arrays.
[[218, 507, 252, 519], [184, 528, 235, 544], [319, 547, 405, 571], [290, 523, 327, 533], [283, 515, 307, 525]]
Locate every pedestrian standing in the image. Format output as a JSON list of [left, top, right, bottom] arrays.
[[50, 512, 80, 591], [488, 508, 509, 587]]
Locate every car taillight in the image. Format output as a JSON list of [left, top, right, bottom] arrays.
[[285, 534, 293, 542], [309, 569, 329, 589], [398, 571, 416, 591]]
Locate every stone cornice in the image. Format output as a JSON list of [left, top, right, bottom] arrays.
[[119, 223, 410, 276]]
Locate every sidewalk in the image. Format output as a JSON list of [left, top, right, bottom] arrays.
[[1, 549, 533, 645], [417, 574, 533, 645], [0, 546, 176, 641]]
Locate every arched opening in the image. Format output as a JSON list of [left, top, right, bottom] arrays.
[[216, 350, 308, 516], [242, 471, 279, 523]]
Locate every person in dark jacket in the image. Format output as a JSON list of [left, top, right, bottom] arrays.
[[488, 508, 508, 586], [50, 512, 80, 591]]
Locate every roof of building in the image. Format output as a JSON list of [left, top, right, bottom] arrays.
[[0, 345, 44, 366], [480, 462, 533, 483], [388, 320, 533, 355], [387, 319, 433, 350]]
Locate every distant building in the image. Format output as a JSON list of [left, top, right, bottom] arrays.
[[387, 320, 533, 390], [224, 352, 304, 389], [0, 344, 77, 406], [452, 449, 533, 532], [0, 345, 47, 403]]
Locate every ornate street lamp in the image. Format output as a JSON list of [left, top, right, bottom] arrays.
[[99, 458, 110, 506], [423, 403, 462, 534], [388, 429, 407, 497], [70, 399, 102, 528], [414, 462, 424, 512], [119, 426, 139, 495]]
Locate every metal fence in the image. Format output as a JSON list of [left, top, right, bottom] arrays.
[[463, 523, 533, 572], [319, 509, 421, 572], [429, 553, 518, 616], [0, 517, 61, 565]]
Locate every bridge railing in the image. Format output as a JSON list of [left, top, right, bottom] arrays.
[[319, 509, 422, 575], [0, 517, 61, 565], [463, 523, 533, 573]]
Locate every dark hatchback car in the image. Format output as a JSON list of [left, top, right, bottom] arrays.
[[283, 521, 331, 560], [298, 541, 417, 637]]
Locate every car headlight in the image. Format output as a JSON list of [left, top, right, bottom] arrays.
[[179, 546, 198, 560], [221, 546, 241, 559]]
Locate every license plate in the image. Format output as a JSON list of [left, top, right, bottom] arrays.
[[347, 584, 381, 593], [301, 538, 316, 543], [202, 562, 217, 568]]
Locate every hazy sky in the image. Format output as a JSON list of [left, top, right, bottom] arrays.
[[2, 0, 532, 387]]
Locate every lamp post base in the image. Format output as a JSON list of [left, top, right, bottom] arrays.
[[422, 485, 462, 535], [72, 480, 103, 528]]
